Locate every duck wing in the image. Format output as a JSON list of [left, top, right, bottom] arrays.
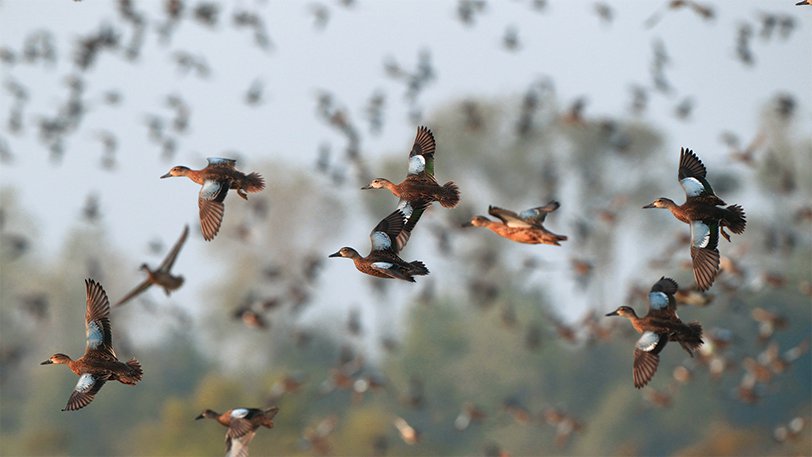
[[113, 278, 153, 307], [518, 201, 561, 226], [407, 126, 437, 178], [369, 207, 407, 253], [647, 277, 679, 318], [207, 157, 237, 169], [84, 279, 116, 360], [158, 224, 189, 271], [689, 220, 720, 291], [226, 408, 257, 439], [63, 372, 108, 411], [392, 199, 430, 253], [633, 331, 668, 388], [678, 148, 724, 204], [226, 431, 255, 457], [488, 206, 531, 228], [199, 180, 229, 241]]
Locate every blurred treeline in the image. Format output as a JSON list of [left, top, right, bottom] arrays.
[[1, 91, 811, 457]]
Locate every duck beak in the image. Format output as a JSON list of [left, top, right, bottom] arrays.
[[797, 0, 807, 5], [605, 310, 619, 317], [461, 221, 473, 228], [40, 359, 53, 365], [160, 172, 172, 179], [642, 203, 656, 209], [360, 185, 373, 190], [195, 413, 205, 420], [328, 251, 342, 258]]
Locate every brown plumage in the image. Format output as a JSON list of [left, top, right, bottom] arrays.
[[606, 277, 703, 388], [644, 148, 746, 291], [161, 157, 265, 241], [196, 406, 280, 457], [463, 201, 567, 245], [40, 279, 142, 411], [329, 201, 430, 282], [115, 225, 189, 306], [362, 126, 460, 208]]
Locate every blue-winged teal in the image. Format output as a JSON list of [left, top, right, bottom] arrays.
[[161, 158, 265, 241], [41, 279, 143, 411], [644, 148, 746, 291], [605, 277, 703, 388], [196, 406, 279, 457], [463, 201, 568, 245], [362, 126, 460, 208], [115, 225, 189, 307], [329, 201, 430, 282]]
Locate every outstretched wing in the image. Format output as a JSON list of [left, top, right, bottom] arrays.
[[648, 276, 678, 318], [207, 157, 237, 168], [678, 148, 721, 202], [113, 279, 153, 307], [226, 431, 255, 457], [393, 199, 430, 253], [690, 220, 720, 291], [199, 180, 229, 241], [632, 331, 668, 388], [158, 225, 189, 271], [488, 206, 530, 228], [85, 279, 116, 360], [369, 208, 407, 253], [63, 373, 108, 411], [407, 126, 437, 177], [518, 201, 561, 226]]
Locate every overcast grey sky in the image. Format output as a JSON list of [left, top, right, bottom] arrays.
[[1, 0, 810, 350]]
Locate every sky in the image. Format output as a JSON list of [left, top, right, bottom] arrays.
[[1, 0, 810, 351]]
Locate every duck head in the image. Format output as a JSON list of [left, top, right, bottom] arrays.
[[41, 353, 72, 365], [461, 216, 490, 228], [605, 306, 638, 319], [361, 178, 391, 190], [160, 166, 190, 179], [643, 198, 676, 209], [195, 409, 219, 420], [328, 247, 359, 259]]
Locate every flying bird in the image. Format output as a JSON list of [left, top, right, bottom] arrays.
[[329, 201, 429, 282], [643, 148, 746, 290], [605, 277, 703, 388], [463, 202, 567, 245], [196, 406, 280, 457], [41, 279, 142, 410], [114, 225, 188, 306], [362, 126, 460, 208], [161, 158, 265, 241]]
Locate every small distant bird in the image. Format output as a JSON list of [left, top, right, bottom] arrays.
[[362, 126, 460, 208], [329, 201, 429, 282], [196, 406, 279, 457], [393, 417, 421, 444], [643, 148, 746, 290], [161, 158, 265, 241], [605, 277, 703, 388], [115, 225, 188, 306], [463, 202, 567, 245], [41, 279, 142, 410]]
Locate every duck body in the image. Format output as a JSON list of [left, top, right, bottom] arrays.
[[115, 225, 189, 306], [196, 406, 280, 457], [41, 279, 143, 411], [644, 148, 746, 291], [362, 126, 460, 208], [606, 277, 703, 388], [161, 158, 265, 241], [463, 202, 568, 246], [329, 200, 430, 282]]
